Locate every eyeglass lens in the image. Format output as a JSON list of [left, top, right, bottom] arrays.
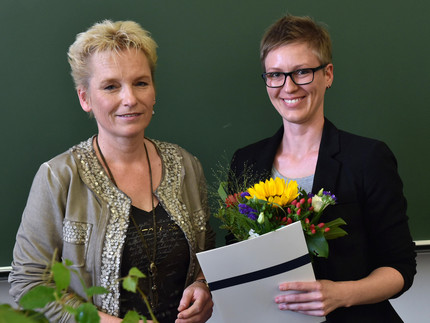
[[265, 68, 315, 87]]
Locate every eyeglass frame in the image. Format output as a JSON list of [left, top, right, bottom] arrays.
[[261, 64, 328, 88]]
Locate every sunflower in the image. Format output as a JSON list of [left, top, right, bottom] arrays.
[[246, 177, 299, 206]]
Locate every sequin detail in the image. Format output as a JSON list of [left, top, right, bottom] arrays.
[[72, 138, 131, 316], [63, 220, 92, 245], [70, 137, 206, 316]]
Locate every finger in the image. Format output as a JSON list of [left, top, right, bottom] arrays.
[[278, 300, 324, 313], [276, 290, 322, 304], [176, 299, 213, 322], [177, 288, 194, 312], [175, 301, 213, 323], [177, 297, 207, 319], [279, 281, 320, 292]]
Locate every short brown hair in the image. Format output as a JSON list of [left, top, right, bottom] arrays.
[[260, 15, 332, 71]]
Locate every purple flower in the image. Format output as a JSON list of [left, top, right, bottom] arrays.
[[322, 190, 337, 202], [239, 203, 258, 220], [241, 192, 250, 198]]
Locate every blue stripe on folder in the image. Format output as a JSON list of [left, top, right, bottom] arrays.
[[208, 253, 311, 292]]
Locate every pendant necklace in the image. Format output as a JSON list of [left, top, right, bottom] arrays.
[[95, 135, 159, 309]]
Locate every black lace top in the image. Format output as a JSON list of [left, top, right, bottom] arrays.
[[119, 204, 190, 322]]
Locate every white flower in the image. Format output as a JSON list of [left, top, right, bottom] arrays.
[[257, 212, 265, 224], [312, 195, 325, 212], [248, 229, 260, 239]]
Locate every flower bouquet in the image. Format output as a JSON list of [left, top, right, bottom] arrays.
[[198, 176, 347, 322], [216, 177, 347, 258]]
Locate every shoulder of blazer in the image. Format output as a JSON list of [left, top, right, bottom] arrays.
[[230, 126, 283, 181]]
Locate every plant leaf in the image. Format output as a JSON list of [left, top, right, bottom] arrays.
[[63, 259, 74, 267], [324, 218, 348, 240], [52, 262, 71, 292], [122, 310, 143, 323], [218, 182, 228, 201], [128, 267, 145, 278], [74, 303, 100, 323], [85, 286, 109, 298], [122, 276, 138, 293], [0, 304, 49, 323], [305, 231, 329, 258], [19, 285, 56, 310]]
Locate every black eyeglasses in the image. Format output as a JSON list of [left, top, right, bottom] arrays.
[[262, 64, 328, 88]]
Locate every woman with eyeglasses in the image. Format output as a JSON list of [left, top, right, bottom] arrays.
[[9, 20, 215, 323], [229, 15, 416, 322]]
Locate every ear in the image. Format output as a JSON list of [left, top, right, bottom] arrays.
[[325, 63, 334, 86], [77, 87, 92, 113]]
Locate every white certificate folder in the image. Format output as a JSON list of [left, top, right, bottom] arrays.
[[197, 221, 324, 323]]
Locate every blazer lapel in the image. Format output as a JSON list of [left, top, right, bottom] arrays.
[[313, 119, 341, 194]]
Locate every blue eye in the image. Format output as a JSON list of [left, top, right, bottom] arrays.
[[266, 72, 283, 79], [104, 85, 116, 91], [294, 69, 312, 76]]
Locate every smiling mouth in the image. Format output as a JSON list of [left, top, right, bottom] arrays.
[[283, 98, 302, 104], [118, 113, 141, 117]]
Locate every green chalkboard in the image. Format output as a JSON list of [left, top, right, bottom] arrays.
[[1, 0, 429, 267]]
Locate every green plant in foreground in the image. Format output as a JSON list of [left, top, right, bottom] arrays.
[[1, 256, 158, 323]]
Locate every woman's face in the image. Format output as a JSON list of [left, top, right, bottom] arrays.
[[264, 42, 333, 126], [78, 49, 156, 140]]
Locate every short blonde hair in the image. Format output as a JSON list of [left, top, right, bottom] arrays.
[[260, 15, 332, 71], [68, 20, 158, 89]]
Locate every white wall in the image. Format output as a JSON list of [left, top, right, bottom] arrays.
[[1, 251, 429, 322], [390, 251, 430, 322]]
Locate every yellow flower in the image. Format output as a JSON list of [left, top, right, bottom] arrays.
[[246, 177, 299, 207]]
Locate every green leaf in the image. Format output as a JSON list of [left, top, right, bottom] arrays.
[[19, 285, 56, 310], [0, 304, 49, 323], [122, 276, 138, 293], [21, 309, 50, 323], [85, 286, 109, 298], [324, 218, 348, 240], [64, 259, 74, 267], [122, 310, 143, 323], [128, 267, 145, 278], [325, 226, 348, 240], [52, 262, 71, 292], [306, 231, 329, 258], [74, 303, 100, 323], [218, 182, 228, 201]]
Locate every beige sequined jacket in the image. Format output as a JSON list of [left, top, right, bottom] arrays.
[[9, 137, 215, 322]]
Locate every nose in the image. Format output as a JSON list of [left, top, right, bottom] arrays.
[[282, 75, 298, 92], [282, 74, 299, 92], [122, 85, 137, 107]]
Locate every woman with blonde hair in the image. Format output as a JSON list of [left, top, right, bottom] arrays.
[[9, 20, 215, 323]]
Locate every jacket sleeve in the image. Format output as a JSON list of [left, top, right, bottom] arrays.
[[9, 162, 83, 323], [362, 141, 416, 296]]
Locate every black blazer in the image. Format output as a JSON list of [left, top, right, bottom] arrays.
[[230, 119, 416, 322]]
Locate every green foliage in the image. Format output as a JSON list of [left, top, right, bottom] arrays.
[[52, 262, 71, 292], [0, 304, 49, 323], [73, 303, 101, 323], [2, 258, 157, 323], [122, 310, 147, 323], [19, 286, 56, 310], [122, 267, 146, 293], [215, 172, 348, 258]]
